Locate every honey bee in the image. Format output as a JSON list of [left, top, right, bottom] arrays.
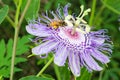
[[48, 20, 66, 29]]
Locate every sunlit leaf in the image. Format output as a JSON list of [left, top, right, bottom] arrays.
[[19, 75, 54, 80], [41, 74, 54, 79], [21, 0, 40, 21], [0, 5, 9, 24], [102, 0, 120, 14]]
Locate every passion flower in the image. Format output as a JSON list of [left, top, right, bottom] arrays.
[[26, 3, 112, 76]]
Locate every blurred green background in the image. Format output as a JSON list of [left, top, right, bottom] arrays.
[[0, 0, 120, 80]]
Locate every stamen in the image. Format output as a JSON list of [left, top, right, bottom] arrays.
[[80, 8, 91, 19], [75, 8, 91, 26], [73, 6, 91, 34], [78, 5, 84, 17]]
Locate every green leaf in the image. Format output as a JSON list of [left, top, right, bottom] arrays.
[[59, 65, 70, 80], [44, 0, 54, 11], [0, 40, 6, 67], [19, 75, 54, 80], [110, 72, 119, 80], [76, 68, 92, 80], [101, 0, 120, 14], [0, 67, 10, 77], [0, 35, 32, 78], [17, 35, 32, 55], [102, 68, 120, 80], [21, 0, 40, 21], [41, 74, 54, 79], [0, 5, 9, 24], [15, 57, 27, 65]]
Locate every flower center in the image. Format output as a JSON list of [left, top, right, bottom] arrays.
[[65, 28, 79, 39], [57, 27, 85, 45]]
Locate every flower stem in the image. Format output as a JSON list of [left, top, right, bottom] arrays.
[[18, 0, 31, 28], [10, 1, 22, 79], [27, 54, 35, 58], [0, 75, 3, 80], [89, 0, 97, 26], [74, 76, 76, 80], [99, 67, 105, 80], [14, 0, 22, 26], [53, 64, 61, 80], [10, 0, 31, 80], [10, 27, 19, 80], [99, 71, 103, 80], [36, 57, 54, 77]]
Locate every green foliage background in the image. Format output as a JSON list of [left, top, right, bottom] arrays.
[[0, 0, 120, 80]]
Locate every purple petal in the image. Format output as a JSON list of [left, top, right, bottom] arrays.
[[32, 40, 58, 55], [90, 29, 108, 36], [79, 53, 93, 72], [99, 47, 112, 55], [42, 13, 52, 22], [56, 5, 64, 20], [68, 52, 80, 76], [90, 49, 110, 63], [82, 50, 103, 71], [26, 24, 50, 37], [63, 3, 71, 17], [50, 11, 58, 20], [99, 43, 112, 55], [91, 38, 105, 45], [54, 45, 68, 66]]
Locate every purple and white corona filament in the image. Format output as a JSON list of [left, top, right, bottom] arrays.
[[26, 4, 112, 76]]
